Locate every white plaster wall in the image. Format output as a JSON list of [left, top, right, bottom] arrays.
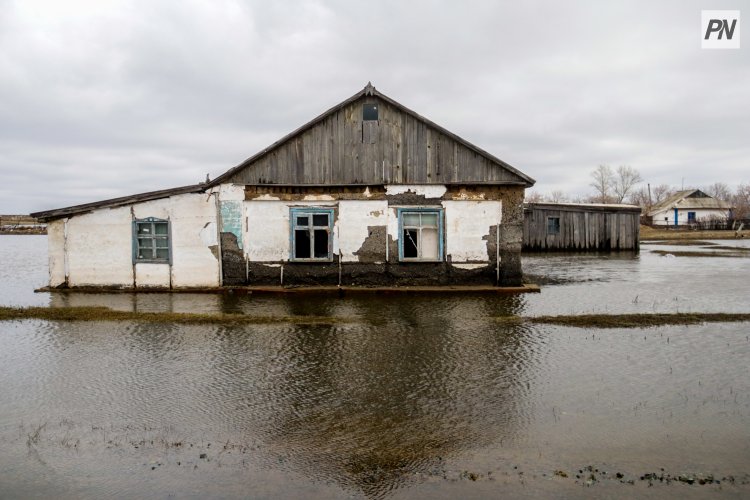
[[133, 193, 220, 288], [46, 219, 67, 287], [338, 201, 388, 262], [651, 208, 730, 226], [135, 264, 171, 287], [217, 183, 245, 201], [245, 201, 291, 261], [386, 184, 447, 199], [443, 201, 502, 262], [66, 206, 134, 287]]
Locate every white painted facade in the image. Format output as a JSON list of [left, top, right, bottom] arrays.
[[651, 208, 730, 226], [45, 183, 508, 288], [47, 192, 220, 288]]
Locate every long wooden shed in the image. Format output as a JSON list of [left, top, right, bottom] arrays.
[[523, 202, 641, 251]]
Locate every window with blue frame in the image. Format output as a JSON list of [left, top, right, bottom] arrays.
[[290, 208, 334, 261], [398, 208, 443, 261], [133, 217, 170, 263], [688, 211, 696, 223]]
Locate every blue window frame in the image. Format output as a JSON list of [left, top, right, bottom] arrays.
[[687, 211, 696, 223], [290, 207, 334, 261], [397, 208, 443, 262], [133, 217, 171, 263]]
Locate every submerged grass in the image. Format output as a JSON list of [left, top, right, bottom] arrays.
[[0, 306, 352, 325], [523, 313, 750, 329]]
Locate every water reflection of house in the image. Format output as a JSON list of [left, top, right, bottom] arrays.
[[32, 83, 535, 290], [646, 189, 732, 227], [523, 202, 641, 251]]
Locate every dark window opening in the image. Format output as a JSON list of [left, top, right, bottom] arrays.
[[363, 103, 378, 121], [314, 229, 329, 258], [291, 208, 333, 261], [403, 229, 419, 258], [688, 212, 697, 223], [547, 217, 560, 235], [295, 230, 311, 259]]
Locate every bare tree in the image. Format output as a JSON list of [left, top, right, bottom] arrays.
[[630, 186, 651, 210], [590, 165, 614, 203], [612, 165, 643, 203], [731, 183, 750, 220], [705, 182, 732, 202], [652, 184, 673, 204], [524, 190, 544, 203], [547, 190, 569, 203]]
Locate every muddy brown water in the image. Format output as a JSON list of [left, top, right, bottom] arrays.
[[1, 235, 749, 498]]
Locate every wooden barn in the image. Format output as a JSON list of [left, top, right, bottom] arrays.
[[32, 83, 536, 290], [523, 202, 641, 251]]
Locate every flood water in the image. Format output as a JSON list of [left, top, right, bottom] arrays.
[[1, 235, 749, 498]]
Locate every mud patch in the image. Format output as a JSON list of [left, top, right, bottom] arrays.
[[220, 233, 245, 285], [354, 226, 387, 263]]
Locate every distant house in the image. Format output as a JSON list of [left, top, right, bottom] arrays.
[[647, 189, 732, 227], [32, 83, 536, 290], [523, 203, 641, 251]]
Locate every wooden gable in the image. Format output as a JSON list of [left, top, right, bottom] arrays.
[[211, 84, 534, 188]]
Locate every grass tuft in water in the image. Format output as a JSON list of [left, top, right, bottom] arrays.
[[523, 313, 750, 329], [0, 306, 351, 325]]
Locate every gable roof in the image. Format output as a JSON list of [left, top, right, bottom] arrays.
[[32, 83, 534, 221], [646, 189, 732, 217], [208, 82, 535, 187]]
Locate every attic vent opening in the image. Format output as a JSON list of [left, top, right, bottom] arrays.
[[363, 103, 378, 121]]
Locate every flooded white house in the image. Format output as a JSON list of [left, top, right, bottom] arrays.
[[32, 84, 536, 290], [647, 189, 732, 227]]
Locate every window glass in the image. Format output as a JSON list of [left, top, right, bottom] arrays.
[[547, 217, 560, 235], [363, 103, 378, 121], [420, 213, 438, 226], [312, 214, 328, 226], [313, 229, 329, 258], [297, 216, 309, 226], [403, 213, 421, 226], [134, 219, 170, 263]]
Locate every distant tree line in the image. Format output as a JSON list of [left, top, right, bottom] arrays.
[[525, 165, 750, 220]]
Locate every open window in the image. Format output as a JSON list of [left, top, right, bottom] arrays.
[[398, 208, 443, 262], [290, 208, 334, 261], [133, 217, 170, 263]]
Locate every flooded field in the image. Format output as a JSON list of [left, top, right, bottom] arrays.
[[1, 235, 749, 498]]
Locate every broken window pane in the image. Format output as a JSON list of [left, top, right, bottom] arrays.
[[297, 216, 309, 226], [403, 229, 419, 258], [312, 214, 328, 226], [137, 225, 151, 234], [313, 229, 329, 258], [295, 230, 311, 258]]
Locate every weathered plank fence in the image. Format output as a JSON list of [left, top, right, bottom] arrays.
[[523, 203, 640, 251]]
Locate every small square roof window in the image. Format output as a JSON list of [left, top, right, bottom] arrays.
[[363, 103, 378, 121]]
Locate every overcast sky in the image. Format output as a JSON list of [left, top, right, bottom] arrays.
[[1, 0, 747, 213]]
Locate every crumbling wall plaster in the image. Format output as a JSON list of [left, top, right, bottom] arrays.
[[385, 184, 447, 199], [338, 201, 387, 262], [443, 200, 502, 262]]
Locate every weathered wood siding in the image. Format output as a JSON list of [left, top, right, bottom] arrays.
[[523, 204, 640, 251], [227, 97, 526, 186]]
